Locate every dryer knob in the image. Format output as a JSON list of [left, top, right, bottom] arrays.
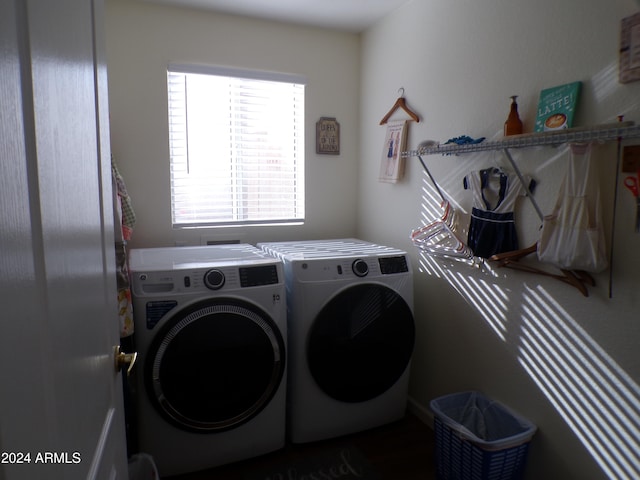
[[204, 269, 225, 290], [352, 259, 369, 277]]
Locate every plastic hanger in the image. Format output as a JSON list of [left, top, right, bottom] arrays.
[[379, 88, 420, 125], [411, 155, 473, 260], [410, 217, 474, 260]]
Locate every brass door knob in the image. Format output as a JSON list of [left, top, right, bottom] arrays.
[[114, 345, 138, 376]]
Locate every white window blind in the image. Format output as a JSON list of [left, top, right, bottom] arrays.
[[167, 65, 305, 227]]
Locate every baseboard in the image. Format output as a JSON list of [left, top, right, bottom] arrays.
[[407, 396, 435, 430]]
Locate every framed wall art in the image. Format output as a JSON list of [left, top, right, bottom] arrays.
[[620, 12, 640, 84], [379, 120, 408, 183], [316, 117, 340, 155]]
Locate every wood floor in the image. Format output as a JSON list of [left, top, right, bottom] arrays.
[[165, 413, 437, 480]]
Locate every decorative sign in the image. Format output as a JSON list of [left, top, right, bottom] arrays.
[[620, 12, 640, 84], [534, 81, 581, 132], [316, 117, 340, 155]]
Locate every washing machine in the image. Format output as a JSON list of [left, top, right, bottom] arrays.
[[129, 245, 287, 476], [258, 238, 414, 443]]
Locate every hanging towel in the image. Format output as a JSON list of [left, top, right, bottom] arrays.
[[112, 157, 136, 337], [112, 160, 136, 241], [537, 143, 608, 272]]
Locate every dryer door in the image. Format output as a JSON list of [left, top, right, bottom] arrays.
[[307, 283, 414, 403], [144, 298, 285, 433]]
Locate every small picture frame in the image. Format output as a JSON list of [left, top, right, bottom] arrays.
[[316, 117, 340, 155], [620, 12, 640, 84]]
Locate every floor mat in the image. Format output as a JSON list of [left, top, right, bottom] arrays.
[[242, 445, 380, 480]]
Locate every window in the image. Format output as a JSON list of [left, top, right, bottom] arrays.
[[167, 64, 305, 227]]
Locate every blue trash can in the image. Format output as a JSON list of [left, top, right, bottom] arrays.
[[430, 391, 537, 480]]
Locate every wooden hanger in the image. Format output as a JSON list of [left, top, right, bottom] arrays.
[[379, 88, 420, 125], [489, 243, 595, 297]]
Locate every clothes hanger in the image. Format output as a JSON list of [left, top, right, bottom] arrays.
[[410, 219, 474, 260], [489, 243, 595, 296], [492, 257, 589, 296], [379, 88, 420, 125]]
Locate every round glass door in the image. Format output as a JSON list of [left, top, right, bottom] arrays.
[[307, 284, 414, 403], [145, 298, 285, 433]]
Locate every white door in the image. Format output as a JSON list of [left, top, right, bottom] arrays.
[[0, 0, 130, 479]]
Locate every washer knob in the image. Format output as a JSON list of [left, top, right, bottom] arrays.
[[204, 269, 225, 290], [352, 259, 369, 277]]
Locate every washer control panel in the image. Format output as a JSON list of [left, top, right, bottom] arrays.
[[378, 255, 409, 275], [131, 264, 280, 296]]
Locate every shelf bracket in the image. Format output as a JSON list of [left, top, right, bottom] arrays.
[[417, 155, 446, 203], [502, 148, 545, 222]]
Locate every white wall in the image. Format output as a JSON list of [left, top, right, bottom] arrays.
[[105, 0, 361, 248], [360, 1, 640, 479]]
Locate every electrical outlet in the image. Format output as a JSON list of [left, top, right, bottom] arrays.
[[622, 145, 640, 173]]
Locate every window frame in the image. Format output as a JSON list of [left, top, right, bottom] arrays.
[[167, 63, 306, 229]]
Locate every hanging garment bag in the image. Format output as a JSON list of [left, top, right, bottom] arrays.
[[537, 143, 608, 272]]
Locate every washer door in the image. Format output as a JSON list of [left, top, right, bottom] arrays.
[[307, 284, 414, 403], [145, 298, 285, 433]]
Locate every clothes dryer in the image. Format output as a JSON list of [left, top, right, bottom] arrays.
[[129, 245, 286, 476], [259, 239, 414, 443]]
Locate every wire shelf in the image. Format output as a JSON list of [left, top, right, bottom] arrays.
[[402, 122, 640, 157]]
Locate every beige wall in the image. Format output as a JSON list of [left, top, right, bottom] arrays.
[[360, 1, 640, 479], [105, 0, 360, 248]]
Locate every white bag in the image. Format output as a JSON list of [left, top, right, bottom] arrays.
[[537, 143, 608, 272]]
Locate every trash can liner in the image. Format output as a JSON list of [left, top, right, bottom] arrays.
[[430, 391, 536, 451]]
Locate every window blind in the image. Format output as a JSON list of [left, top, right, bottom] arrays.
[[167, 65, 305, 227]]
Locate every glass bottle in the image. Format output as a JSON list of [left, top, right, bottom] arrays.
[[504, 95, 523, 136]]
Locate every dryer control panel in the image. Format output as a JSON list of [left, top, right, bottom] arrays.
[[291, 255, 410, 282]]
